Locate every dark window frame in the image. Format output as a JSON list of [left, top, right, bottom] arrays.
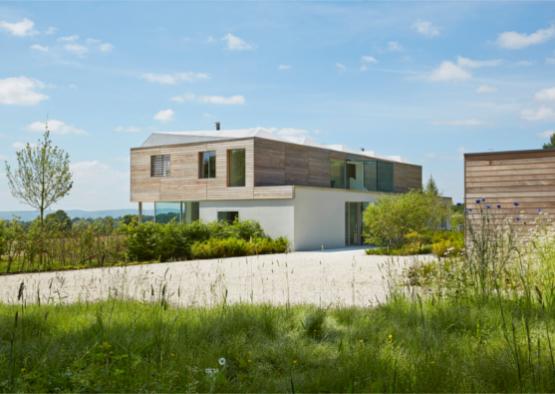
[[198, 150, 216, 179], [227, 148, 246, 187], [217, 211, 239, 223], [150, 154, 171, 177]]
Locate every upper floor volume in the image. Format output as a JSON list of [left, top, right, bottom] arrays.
[[130, 127, 422, 203]]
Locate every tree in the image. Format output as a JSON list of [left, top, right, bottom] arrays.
[[45, 209, 72, 232], [4, 127, 73, 225], [543, 132, 555, 149], [425, 176, 439, 196], [363, 190, 448, 249]]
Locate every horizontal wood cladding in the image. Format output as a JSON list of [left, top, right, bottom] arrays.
[[393, 162, 422, 192], [131, 136, 422, 202], [465, 150, 555, 227], [254, 137, 422, 192]]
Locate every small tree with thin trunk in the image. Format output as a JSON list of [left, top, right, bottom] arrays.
[[4, 126, 73, 225]]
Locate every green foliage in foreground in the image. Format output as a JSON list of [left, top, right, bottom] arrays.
[[1, 297, 554, 393]]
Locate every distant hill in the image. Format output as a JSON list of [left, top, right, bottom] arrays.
[[0, 209, 154, 221]]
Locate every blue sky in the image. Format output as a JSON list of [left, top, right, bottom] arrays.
[[1, 1, 555, 210]]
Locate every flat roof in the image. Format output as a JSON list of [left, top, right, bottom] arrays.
[[134, 128, 419, 166], [465, 148, 555, 161]]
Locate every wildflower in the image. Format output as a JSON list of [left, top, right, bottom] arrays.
[[497, 204, 501, 209], [205, 368, 218, 377], [292, 359, 298, 365], [515, 217, 521, 222], [218, 357, 226, 367], [486, 205, 491, 209], [481, 197, 486, 202], [475, 199, 481, 204], [537, 208, 542, 213], [387, 334, 393, 343], [513, 202, 520, 207]]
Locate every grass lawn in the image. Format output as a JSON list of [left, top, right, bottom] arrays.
[[1, 296, 553, 392]]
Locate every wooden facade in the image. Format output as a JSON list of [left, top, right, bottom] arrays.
[[465, 149, 555, 227], [130, 136, 422, 202]]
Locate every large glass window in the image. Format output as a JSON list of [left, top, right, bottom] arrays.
[[217, 211, 239, 223], [227, 148, 246, 187], [199, 151, 216, 179], [377, 161, 394, 192], [150, 155, 170, 177], [346, 160, 364, 190], [154, 201, 199, 224], [330, 159, 346, 188], [363, 160, 377, 191]]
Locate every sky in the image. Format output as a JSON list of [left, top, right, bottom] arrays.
[[1, 1, 555, 211]]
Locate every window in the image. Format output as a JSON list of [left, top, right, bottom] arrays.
[[199, 151, 216, 178], [330, 159, 346, 188], [217, 211, 239, 223], [154, 201, 199, 224], [227, 148, 246, 187], [151, 155, 170, 177], [363, 160, 377, 191], [377, 160, 394, 192]]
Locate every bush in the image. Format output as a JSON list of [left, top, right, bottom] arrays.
[[363, 190, 449, 249], [191, 236, 289, 259], [431, 231, 464, 258]]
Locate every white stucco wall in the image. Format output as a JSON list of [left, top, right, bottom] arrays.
[[292, 186, 387, 251], [199, 199, 295, 243]]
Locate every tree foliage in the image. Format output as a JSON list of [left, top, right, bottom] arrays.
[[4, 129, 73, 224], [543, 132, 555, 149], [363, 190, 449, 249]]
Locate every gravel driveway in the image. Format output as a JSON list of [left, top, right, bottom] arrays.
[[0, 248, 433, 307]]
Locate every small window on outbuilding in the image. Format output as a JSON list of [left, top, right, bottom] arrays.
[[151, 155, 170, 177], [217, 211, 239, 223]]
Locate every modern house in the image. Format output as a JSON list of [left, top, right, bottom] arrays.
[[130, 128, 422, 250], [465, 148, 555, 228]]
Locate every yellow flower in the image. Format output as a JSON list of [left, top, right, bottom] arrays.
[[387, 334, 393, 343]]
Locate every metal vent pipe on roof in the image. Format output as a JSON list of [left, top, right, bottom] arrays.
[[214, 121, 221, 130]]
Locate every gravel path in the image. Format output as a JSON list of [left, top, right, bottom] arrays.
[[0, 249, 433, 307]]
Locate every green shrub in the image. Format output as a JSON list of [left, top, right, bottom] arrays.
[[191, 236, 289, 259], [431, 231, 464, 258], [363, 190, 449, 249]]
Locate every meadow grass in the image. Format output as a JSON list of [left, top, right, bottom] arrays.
[[1, 295, 554, 393]]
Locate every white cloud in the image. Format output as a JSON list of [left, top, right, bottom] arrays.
[[387, 41, 403, 52], [497, 25, 555, 49], [457, 56, 502, 68], [223, 33, 253, 51], [360, 55, 378, 71], [521, 106, 555, 121], [171, 93, 245, 105], [336, 63, 346, 73], [546, 57, 555, 65], [154, 109, 174, 122], [432, 119, 484, 126], [114, 126, 142, 133], [413, 20, 440, 37], [0, 18, 36, 37], [535, 87, 555, 102], [141, 72, 210, 85], [199, 95, 245, 105], [278, 64, 292, 71], [30, 44, 48, 52], [44, 26, 56, 35], [538, 130, 555, 139], [477, 84, 497, 94], [64, 43, 88, 56], [429, 61, 471, 82], [515, 60, 534, 66], [0, 76, 48, 105], [27, 119, 87, 135], [58, 35, 79, 42], [99, 42, 113, 53]]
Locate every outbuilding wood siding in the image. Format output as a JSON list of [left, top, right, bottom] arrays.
[[465, 149, 555, 227]]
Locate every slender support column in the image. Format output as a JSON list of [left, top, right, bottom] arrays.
[[138, 202, 143, 223]]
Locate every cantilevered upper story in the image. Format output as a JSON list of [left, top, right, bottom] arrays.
[[130, 128, 422, 203]]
